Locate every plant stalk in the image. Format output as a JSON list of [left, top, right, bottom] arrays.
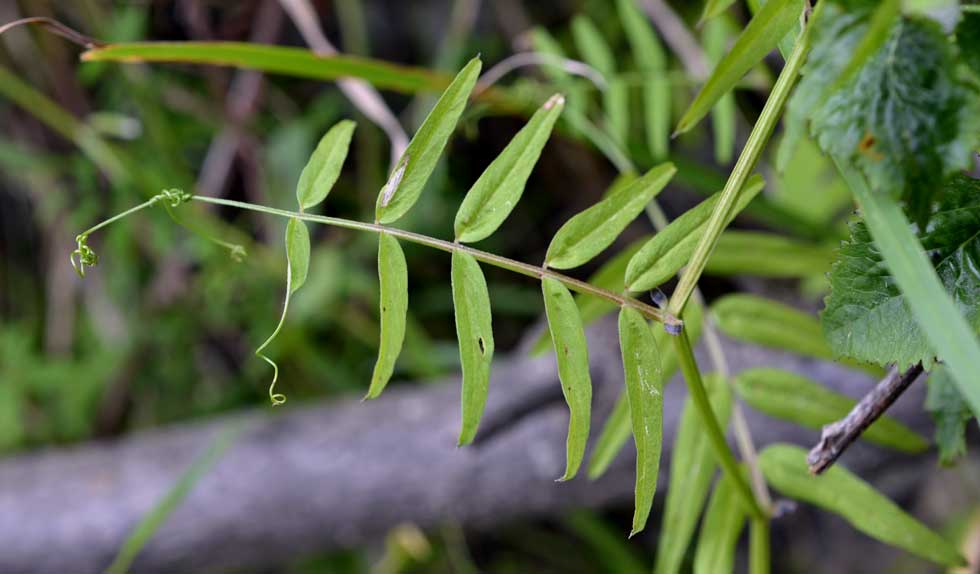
[[667, 6, 815, 317]]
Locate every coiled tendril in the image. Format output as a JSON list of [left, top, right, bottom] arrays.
[[70, 235, 98, 278], [158, 188, 191, 207]]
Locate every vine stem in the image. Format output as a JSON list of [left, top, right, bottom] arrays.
[[666, 4, 816, 318], [190, 196, 681, 328]]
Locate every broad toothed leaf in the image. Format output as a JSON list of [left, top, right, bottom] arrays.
[[925, 365, 975, 466], [822, 175, 980, 369]]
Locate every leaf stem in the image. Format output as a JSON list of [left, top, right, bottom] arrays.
[[673, 329, 765, 519], [190, 196, 681, 328], [749, 516, 770, 574], [667, 6, 815, 317]]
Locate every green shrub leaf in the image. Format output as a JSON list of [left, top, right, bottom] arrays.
[[451, 251, 495, 446], [376, 57, 481, 224], [625, 174, 765, 292], [454, 94, 564, 243], [541, 277, 593, 481], [822, 175, 980, 370], [545, 162, 675, 270], [656, 374, 733, 574], [617, 306, 664, 536], [296, 120, 355, 211], [676, 0, 803, 134], [925, 365, 974, 466], [285, 218, 310, 293], [759, 444, 964, 567], [734, 368, 927, 452], [365, 233, 409, 399], [713, 294, 836, 362], [694, 472, 748, 574]]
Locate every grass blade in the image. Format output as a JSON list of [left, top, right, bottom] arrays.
[[454, 93, 564, 243], [545, 162, 676, 270], [676, 0, 803, 134], [760, 444, 964, 567], [734, 368, 928, 452], [625, 174, 765, 292], [376, 57, 481, 224], [366, 233, 409, 399], [542, 277, 593, 480], [617, 306, 664, 536], [451, 251, 495, 446], [296, 120, 356, 211]]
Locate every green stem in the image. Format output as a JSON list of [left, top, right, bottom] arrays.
[[188, 196, 679, 327], [750, 517, 771, 574], [673, 329, 765, 519], [667, 7, 815, 317]]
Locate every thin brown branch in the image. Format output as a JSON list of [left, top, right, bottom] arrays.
[[807, 363, 925, 474], [0, 16, 103, 49]]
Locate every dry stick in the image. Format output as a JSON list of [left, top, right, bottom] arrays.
[[807, 363, 925, 474], [0, 16, 104, 48]]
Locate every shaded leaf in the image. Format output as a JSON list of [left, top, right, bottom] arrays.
[[366, 233, 409, 399], [704, 231, 835, 278], [956, 11, 980, 78], [564, 511, 648, 574], [376, 57, 481, 224], [677, 0, 803, 134], [656, 374, 733, 574], [617, 306, 664, 536], [606, 77, 630, 146], [694, 472, 748, 574], [296, 120, 355, 211], [759, 444, 964, 567], [700, 0, 737, 23], [703, 16, 737, 165], [546, 162, 676, 270], [734, 368, 927, 452], [625, 174, 765, 292], [571, 16, 615, 77], [451, 251, 495, 445], [822, 175, 980, 370], [925, 365, 974, 465], [542, 277, 593, 481], [616, 0, 670, 159], [454, 94, 564, 243]]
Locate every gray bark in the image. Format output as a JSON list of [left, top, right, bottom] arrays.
[[0, 319, 932, 573]]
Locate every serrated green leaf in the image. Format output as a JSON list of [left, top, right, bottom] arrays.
[[451, 251, 495, 446], [925, 365, 974, 466], [546, 162, 675, 270], [625, 174, 765, 292], [703, 16, 737, 165], [617, 306, 663, 536], [822, 175, 980, 370], [693, 471, 748, 574], [588, 300, 704, 480], [700, 0, 737, 23], [828, 0, 900, 94], [759, 444, 964, 567], [704, 231, 835, 278], [542, 277, 593, 481], [365, 233, 408, 399], [795, 6, 980, 223], [454, 94, 564, 243], [376, 57, 481, 224], [677, 0, 803, 134], [734, 368, 927, 452], [285, 218, 310, 293], [296, 120, 355, 211], [656, 374, 733, 574]]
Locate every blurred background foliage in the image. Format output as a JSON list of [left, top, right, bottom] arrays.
[[0, 0, 908, 571]]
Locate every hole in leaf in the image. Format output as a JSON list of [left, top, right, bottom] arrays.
[[478, 337, 486, 356]]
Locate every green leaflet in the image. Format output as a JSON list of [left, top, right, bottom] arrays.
[[822, 176, 980, 371], [700, 0, 737, 23], [795, 6, 980, 223], [625, 174, 765, 292], [616, 0, 670, 159], [454, 94, 564, 243], [256, 218, 311, 405], [451, 251, 495, 446], [545, 162, 676, 270], [713, 294, 839, 364], [694, 472, 748, 574], [676, 0, 803, 134], [925, 365, 974, 466], [734, 368, 927, 453], [703, 16, 736, 165], [655, 374, 733, 574], [704, 231, 835, 278], [617, 306, 664, 536], [570, 16, 629, 145], [296, 120, 355, 211], [541, 278, 593, 481], [530, 28, 587, 137], [588, 299, 703, 480], [759, 444, 964, 567], [606, 78, 630, 146], [376, 57, 481, 224], [365, 233, 409, 399]]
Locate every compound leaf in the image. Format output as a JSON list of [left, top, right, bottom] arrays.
[[366, 233, 409, 399], [296, 120, 355, 211], [451, 251, 495, 446]]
